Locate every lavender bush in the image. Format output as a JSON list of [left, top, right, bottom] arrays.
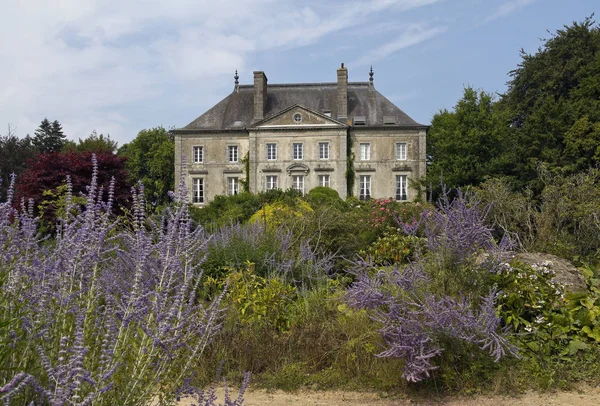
[[347, 188, 518, 383], [0, 156, 245, 405]]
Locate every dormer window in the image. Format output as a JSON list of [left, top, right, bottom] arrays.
[[323, 110, 332, 117], [353, 116, 366, 125], [384, 116, 396, 125]]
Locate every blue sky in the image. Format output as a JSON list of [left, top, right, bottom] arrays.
[[1, 0, 596, 147]]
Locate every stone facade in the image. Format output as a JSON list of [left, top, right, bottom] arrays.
[[172, 64, 428, 205]]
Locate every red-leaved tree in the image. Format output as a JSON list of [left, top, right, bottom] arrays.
[[15, 151, 131, 222]]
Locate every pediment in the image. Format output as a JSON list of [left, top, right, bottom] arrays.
[[252, 104, 345, 128], [286, 163, 310, 173]]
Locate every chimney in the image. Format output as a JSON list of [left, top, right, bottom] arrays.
[[253, 71, 268, 121], [337, 63, 348, 120]]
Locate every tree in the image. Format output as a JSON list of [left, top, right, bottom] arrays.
[[62, 130, 118, 154], [118, 127, 174, 209], [0, 125, 37, 199], [498, 16, 600, 186], [426, 87, 503, 195], [15, 151, 131, 223], [33, 118, 66, 153]]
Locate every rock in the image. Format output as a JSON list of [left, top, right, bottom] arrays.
[[515, 252, 587, 292]]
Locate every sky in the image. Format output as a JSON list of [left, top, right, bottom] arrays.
[[0, 0, 597, 147]]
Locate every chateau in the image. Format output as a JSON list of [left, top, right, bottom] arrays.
[[172, 64, 427, 204]]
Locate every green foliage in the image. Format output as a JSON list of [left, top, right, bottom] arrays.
[[62, 131, 118, 154], [221, 263, 297, 332], [361, 232, 426, 265], [426, 87, 503, 194], [346, 135, 355, 197], [0, 127, 37, 200], [476, 171, 600, 263], [37, 183, 87, 233], [189, 192, 261, 229], [306, 186, 345, 209], [250, 198, 313, 231], [33, 118, 66, 153], [494, 261, 600, 363], [499, 16, 600, 187], [240, 152, 250, 192], [118, 126, 174, 209]]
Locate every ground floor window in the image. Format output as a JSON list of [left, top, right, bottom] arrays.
[[266, 175, 278, 190], [396, 175, 407, 201], [359, 175, 371, 200], [192, 178, 204, 203], [292, 175, 304, 194], [318, 174, 330, 187], [228, 177, 239, 195]]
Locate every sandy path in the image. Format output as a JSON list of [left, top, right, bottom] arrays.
[[177, 385, 600, 405]]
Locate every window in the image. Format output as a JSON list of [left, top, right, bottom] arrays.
[[395, 143, 407, 160], [265, 175, 278, 190], [360, 143, 371, 161], [323, 110, 332, 117], [353, 116, 366, 125], [359, 175, 371, 201], [228, 177, 239, 195], [193, 146, 203, 163], [293, 143, 303, 160], [267, 143, 277, 160], [293, 113, 303, 123], [228, 145, 239, 163], [395, 175, 408, 201], [292, 175, 304, 194], [318, 142, 329, 160], [318, 175, 330, 187], [192, 178, 204, 203]]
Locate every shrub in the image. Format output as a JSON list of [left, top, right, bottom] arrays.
[[0, 156, 245, 405]]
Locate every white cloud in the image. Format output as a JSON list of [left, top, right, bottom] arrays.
[[484, 0, 537, 23], [0, 0, 445, 144], [352, 24, 447, 66]]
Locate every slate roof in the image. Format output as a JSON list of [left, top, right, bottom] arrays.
[[177, 82, 425, 131]]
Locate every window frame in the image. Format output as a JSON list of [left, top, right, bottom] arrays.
[[228, 145, 239, 163], [395, 175, 408, 201], [267, 143, 277, 161], [292, 143, 303, 160], [291, 175, 304, 194], [192, 178, 204, 203], [359, 143, 371, 161], [359, 175, 371, 201], [265, 175, 278, 191], [318, 142, 330, 160], [395, 142, 407, 161], [193, 146, 203, 163], [228, 177, 239, 196], [318, 174, 330, 187]]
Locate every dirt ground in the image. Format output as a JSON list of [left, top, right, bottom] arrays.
[[177, 384, 600, 405]]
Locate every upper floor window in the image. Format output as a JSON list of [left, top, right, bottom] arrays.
[[396, 143, 407, 160], [192, 178, 204, 203], [293, 143, 303, 160], [193, 146, 203, 163], [267, 143, 277, 160], [228, 145, 239, 163], [360, 143, 371, 161], [318, 142, 329, 160]]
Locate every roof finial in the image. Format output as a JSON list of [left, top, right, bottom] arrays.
[[234, 69, 239, 86], [369, 65, 374, 83]]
